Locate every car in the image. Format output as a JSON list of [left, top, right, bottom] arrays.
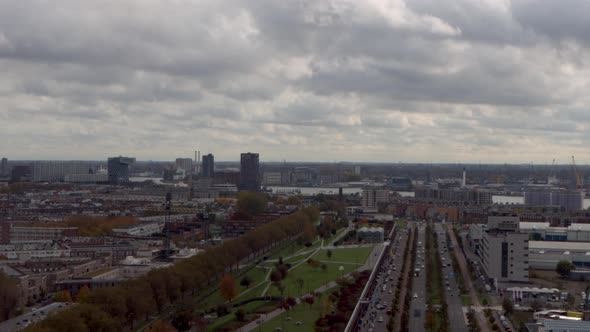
[[413, 293, 418, 298], [388, 290, 393, 294], [377, 317, 384, 323], [414, 309, 421, 317]]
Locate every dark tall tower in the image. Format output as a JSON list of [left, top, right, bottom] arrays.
[[202, 154, 215, 178], [107, 156, 136, 184], [240, 152, 260, 191]]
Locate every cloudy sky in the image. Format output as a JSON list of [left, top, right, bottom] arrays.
[[1, 0, 590, 163]]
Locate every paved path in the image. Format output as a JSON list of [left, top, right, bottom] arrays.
[[447, 224, 490, 332], [240, 244, 382, 332]]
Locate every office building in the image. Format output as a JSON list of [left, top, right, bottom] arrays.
[[213, 169, 240, 186], [31, 161, 92, 182], [239, 153, 260, 191], [202, 154, 214, 177], [175, 158, 193, 175], [64, 173, 108, 183], [107, 156, 136, 184], [479, 215, 529, 284], [0, 158, 7, 175], [263, 172, 283, 185], [524, 190, 583, 211], [415, 187, 493, 205], [290, 167, 319, 186], [362, 188, 390, 209], [10, 165, 30, 182]]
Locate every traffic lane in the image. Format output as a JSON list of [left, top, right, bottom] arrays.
[[372, 260, 402, 331], [359, 235, 406, 332], [363, 234, 405, 330], [0, 302, 71, 332], [438, 230, 468, 332], [409, 227, 426, 332]]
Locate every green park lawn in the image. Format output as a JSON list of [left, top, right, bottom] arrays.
[[260, 299, 325, 332], [267, 247, 373, 298], [312, 247, 373, 264]]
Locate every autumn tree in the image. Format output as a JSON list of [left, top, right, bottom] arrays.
[[75, 285, 90, 302], [84, 287, 127, 325], [53, 290, 72, 303], [146, 320, 176, 332], [303, 295, 314, 308], [235, 309, 246, 322], [303, 222, 317, 243], [240, 276, 252, 288], [219, 275, 238, 302], [236, 192, 268, 216], [502, 297, 514, 316], [171, 309, 193, 331], [556, 260, 575, 277]]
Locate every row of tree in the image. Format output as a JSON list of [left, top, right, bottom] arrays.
[[399, 226, 418, 332], [424, 224, 449, 332], [25, 207, 319, 332]]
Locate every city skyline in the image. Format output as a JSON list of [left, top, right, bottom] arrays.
[[2, 1, 590, 163]]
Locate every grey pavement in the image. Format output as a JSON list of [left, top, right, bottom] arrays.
[[409, 224, 426, 332], [0, 302, 72, 332], [436, 223, 468, 332], [356, 224, 408, 332]]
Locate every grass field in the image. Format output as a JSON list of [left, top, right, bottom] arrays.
[[311, 247, 373, 263], [266, 246, 373, 297], [260, 301, 324, 332]]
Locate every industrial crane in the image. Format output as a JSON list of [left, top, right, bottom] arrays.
[[571, 156, 583, 190]]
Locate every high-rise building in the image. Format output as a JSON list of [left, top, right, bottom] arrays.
[[479, 215, 529, 283], [30, 161, 92, 182], [175, 158, 193, 175], [0, 158, 7, 175], [202, 154, 214, 178], [239, 153, 260, 191], [107, 156, 136, 184], [362, 188, 390, 209]]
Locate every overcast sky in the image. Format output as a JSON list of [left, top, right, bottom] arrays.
[[1, 0, 590, 163]]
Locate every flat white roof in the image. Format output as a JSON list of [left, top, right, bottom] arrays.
[[529, 241, 590, 251], [519, 222, 550, 230], [519, 222, 590, 232]]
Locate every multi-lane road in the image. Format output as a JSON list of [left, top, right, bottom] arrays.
[[436, 223, 468, 332], [351, 221, 473, 332], [409, 224, 426, 332], [356, 224, 408, 332]]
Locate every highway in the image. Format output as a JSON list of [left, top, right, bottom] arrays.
[[436, 223, 468, 332], [0, 302, 72, 332], [356, 223, 408, 332], [408, 223, 426, 332]]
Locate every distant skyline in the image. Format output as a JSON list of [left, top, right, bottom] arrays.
[[2, 1, 590, 163]]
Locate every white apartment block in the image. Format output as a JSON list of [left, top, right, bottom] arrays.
[[479, 216, 530, 283]]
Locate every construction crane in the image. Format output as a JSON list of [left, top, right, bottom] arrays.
[[572, 156, 583, 190]]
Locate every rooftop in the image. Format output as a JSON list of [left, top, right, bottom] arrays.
[[529, 241, 590, 251]]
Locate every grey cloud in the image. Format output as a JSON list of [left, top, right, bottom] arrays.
[[1, 0, 590, 162]]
